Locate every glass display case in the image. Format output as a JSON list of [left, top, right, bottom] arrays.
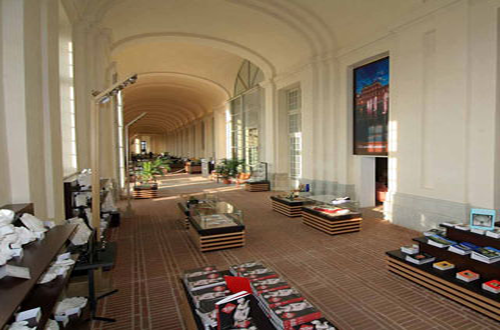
[[189, 201, 243, 231], [307, 194, 360, 213]]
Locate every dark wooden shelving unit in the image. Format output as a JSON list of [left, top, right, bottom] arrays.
[[0, 224, 78, 329], [386, 226, 500, 321]]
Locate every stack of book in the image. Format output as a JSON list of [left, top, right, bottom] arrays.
[[423, 228, 445, 237], [433, 261, 455, 270], [426, 235, 457, 248], [400, 244, 419, 254], [183, 266, 228, 329], [229, 261, 278, 281], [448, 242, 479, 255], [291, 318, 337, 330], [232, 261, 334, 329], [455, 224, 470, 231], [485, 227, 500, 239], [405, 252, 435, 265], [470, 247, 500, 264], [482, 280, 500, 294], [456, 270, 480, 282]]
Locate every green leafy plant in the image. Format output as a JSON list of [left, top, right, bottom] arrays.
[[215, 158, 245, 178], [137, 161, 163, 183]]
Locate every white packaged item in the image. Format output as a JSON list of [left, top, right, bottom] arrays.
[[15, 307, 41, 323], [20, 214, 47, 233], [8, 321, 36, 330], [0, 209, 15, 226]]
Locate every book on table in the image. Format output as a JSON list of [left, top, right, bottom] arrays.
[[400, 244, 419, 254], [433, 261, 455, 271], [291, 318, 337, 330], [470, 247, 500, 264], [258, 287, 305, 313], [215, 291, 255, 330], [482, 280, 500, 294], [185, 271, 226, 291], [269, 300, 322, 330], [251, 277, 291, 295], [485, 227, 500, 239], [190, 284, 231, 309], [426, 235, 457, 248], [456, 270, 480, 282], [184, 265, 218, 279], [455, 224, 470, 231], [229, 261, 267, 276], [405, 252, 436, 265], [448, 242, 480, 255], [423, 228, 445, 237]]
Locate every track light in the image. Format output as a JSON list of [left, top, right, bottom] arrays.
[[94, 74, 138, 104]]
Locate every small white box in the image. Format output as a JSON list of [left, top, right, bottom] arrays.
[[16, 307, 41, 323], [57, 252, 71, 262]]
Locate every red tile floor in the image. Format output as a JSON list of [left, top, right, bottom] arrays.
[[92, 174, 499, 330]]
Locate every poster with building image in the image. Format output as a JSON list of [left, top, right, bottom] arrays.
[[353, 57, 389, 155]]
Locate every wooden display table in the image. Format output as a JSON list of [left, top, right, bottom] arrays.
[[132, 183, 158, 199], [302, 206, 362, 235], [246, 181, 270, 192], [185, 201, 245, 252], [270, 195, 311, 217], [185, 162, 202, 174], [386, 251, 500, 321]]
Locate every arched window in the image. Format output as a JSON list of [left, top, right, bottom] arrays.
[[229, 61, 264, 167]]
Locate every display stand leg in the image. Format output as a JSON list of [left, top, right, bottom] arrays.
[[86, 269, 118, 323]]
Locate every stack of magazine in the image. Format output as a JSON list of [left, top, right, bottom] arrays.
[[470, 247, 500, 264], [426, 235, 457, 248], [229, 261, 337, 330], [183, 266, 228, 329]]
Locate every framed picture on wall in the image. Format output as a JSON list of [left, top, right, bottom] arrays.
[[353, 57, 389, 156], [470, 208, 496, 231]]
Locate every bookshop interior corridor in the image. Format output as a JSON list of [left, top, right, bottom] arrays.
[[1, 0, 500, 329]]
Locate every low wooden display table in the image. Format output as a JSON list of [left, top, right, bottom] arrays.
[[245, 180, 270, 192], [186, 201, 245, 252], [185, 162, 202, 174], [302, 205, 362, 235], [270, 195, 311, 217], [132, 183, 158, 199]]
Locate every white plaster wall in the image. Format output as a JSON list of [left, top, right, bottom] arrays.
[[0, 0, 11, 206]]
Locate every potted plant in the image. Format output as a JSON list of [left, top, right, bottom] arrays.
[[156, 157, 171, 175], [133, 161, 162, 198], [215, 158, 245, 184]]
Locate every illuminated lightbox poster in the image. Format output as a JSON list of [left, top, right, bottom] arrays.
[[353, 57, 389, 156]]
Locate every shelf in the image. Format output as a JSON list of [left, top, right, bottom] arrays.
[[19, 255, 79, 329], [0, 224, 78, 328], [413, 237, 500, 279], [386, 250, 500, 321], [440, 225, 500, 250]]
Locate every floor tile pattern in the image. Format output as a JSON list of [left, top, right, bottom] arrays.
[[92, 174, 500, 330]]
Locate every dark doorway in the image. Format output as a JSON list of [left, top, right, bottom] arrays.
[[375, 157, 388, 205]]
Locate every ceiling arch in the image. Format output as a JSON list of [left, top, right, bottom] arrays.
[[122, 72, 229, 134]]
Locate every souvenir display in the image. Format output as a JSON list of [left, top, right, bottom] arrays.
[[432, 261, 455, 271]]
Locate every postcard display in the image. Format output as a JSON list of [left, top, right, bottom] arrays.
[[0, 204, 89, 329], [302, 196, 362, 236], [270, 195, 313, 218], [187, 201, 245, 252], [246, 162, 270, 192], [181, 261, 338, 330], [386, 223, 500, 321]]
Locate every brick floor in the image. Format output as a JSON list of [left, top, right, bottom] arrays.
[[92, 174, 500, 330]]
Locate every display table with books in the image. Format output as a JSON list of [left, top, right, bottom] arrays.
[[386, 223, 500, 321], [187, 201, 245, 252], [270, 195, 312, 218], [180, 262, 337, 330], [301, 196, 362, 235]]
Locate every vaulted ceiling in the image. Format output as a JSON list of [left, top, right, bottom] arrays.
[[66, 0, 446, 135]]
